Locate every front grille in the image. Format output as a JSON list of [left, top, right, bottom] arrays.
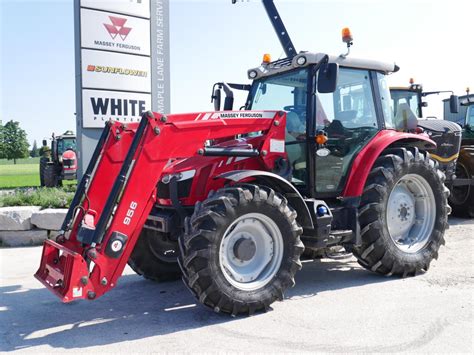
[[157, 178, 193, 199], [63, 159, 75, 168]]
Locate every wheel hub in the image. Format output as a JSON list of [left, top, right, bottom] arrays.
[[219, 213, 283, 291], [386, 174, 436, 253], [233, 235, 257, 262]]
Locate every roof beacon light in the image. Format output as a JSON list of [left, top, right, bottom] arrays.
[[342, 27, 353, 44], [340, 27, 353, 58], [262, 53, 272, 64]]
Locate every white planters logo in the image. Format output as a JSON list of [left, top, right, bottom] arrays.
[[82, 90, 151, 128]]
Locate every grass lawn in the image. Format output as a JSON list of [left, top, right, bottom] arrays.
[[0, 158, 76, 189], [0, 160, 40, 188]]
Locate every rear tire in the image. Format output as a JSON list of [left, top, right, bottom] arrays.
[[44, 164, 59, 187], [128, 228, 181, 282], [179, 184, 304, 316], [449, 161, 474, 218], [39, 157, 48, 187], [353, 147, 449, 276]]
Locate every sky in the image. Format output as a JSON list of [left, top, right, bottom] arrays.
[[1, 0, 473, 146]]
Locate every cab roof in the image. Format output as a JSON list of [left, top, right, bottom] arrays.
[[248, 52, 399, 80]]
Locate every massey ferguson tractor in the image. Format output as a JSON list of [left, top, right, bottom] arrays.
[[40, 131, 77, 187], [443, 89, 474, 217], [35, 1, 456, 316]]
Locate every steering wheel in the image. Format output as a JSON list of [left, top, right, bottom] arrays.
[[283, 105, 306, 114]]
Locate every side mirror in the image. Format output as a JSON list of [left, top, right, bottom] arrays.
[[449, 95, 459, 114], [212, 88, 221, 111], [42, 139, 47, 146], [318, 63, 339, 93]]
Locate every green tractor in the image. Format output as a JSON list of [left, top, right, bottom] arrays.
[[443, 89, 474, 217], [40, 131, 77, 187]]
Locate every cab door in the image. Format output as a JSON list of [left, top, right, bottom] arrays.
[[314, 68, 380, 196]]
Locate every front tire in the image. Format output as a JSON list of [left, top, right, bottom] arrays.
[[353, 147, 449, 276], [179, 184, 304, 316], [128, 228, 181, 282]]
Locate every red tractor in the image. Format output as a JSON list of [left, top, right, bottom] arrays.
[[40, 131, 77, 187], [35, 3, 453, 316]]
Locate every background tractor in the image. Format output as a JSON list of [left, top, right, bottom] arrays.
[[389, 82, 473, 217], [443, 89, 474, 217], [35, 1, 455, 316], [40, 130, 77, 187]]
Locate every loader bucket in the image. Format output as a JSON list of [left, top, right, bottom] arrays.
[[34, 239, 91, 302]]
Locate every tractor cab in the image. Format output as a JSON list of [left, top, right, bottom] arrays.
[[390, 80, 459, 120], [215, 50, 398, 198]]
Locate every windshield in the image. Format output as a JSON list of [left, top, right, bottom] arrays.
[[57, 138, 76, 155], [249, 68, 308, 111], [248, 68, 309, 188], [391, 89, 420, 118]]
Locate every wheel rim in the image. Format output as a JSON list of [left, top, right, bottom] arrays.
[[450, 164, 470, 205], [146, 231, 178, 263], [219, 213, 284, 291], [386, 174, 436, 253]]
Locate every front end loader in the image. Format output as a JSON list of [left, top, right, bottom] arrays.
[[36, 1, 454, 316], [36, 51, 451, 315]]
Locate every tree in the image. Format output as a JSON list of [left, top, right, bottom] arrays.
[[30, 140, 39, 158], [2, 120, 30, 164]]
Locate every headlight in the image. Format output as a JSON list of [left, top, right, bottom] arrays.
[[296, 56, 307, 66], [161, 170, 196, 184], [248, 70, 258, 79]]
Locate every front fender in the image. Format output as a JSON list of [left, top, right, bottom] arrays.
[[342, 130, 436, 198], [218, 170, 314, 229]]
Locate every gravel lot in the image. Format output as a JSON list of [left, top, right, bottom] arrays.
[[1, 217, 473, 353]]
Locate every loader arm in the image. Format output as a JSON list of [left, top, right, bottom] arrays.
[[35, 110, 287, 302]]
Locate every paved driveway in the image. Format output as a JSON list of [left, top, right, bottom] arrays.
[[1, 218, 473, 353]]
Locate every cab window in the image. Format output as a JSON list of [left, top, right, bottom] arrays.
[[467, 105, 474, 126], [315, 68, 379, 194]]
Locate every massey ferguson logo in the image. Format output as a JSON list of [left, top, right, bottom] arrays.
[[103, 16, 132, 41], [94, 15, 141, 52]]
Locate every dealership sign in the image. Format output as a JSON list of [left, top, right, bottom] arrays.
[[75, 0, 169, 176], [82, 90, 151, 128], [81, 50, 151, 92], [81, 0, 151, 19], [80, 9, 151, 56]]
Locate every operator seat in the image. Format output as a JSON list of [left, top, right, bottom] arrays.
[[394, 103, 418, 131], [285, 111, 305, 140], [326, 120, 345, 138], [336, 110, 358, 124]]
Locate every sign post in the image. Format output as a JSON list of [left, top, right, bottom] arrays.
[[74, 0, 170, 179]]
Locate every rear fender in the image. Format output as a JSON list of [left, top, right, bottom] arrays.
[[218, 170, 314, 229], [342, 130, 436, 198]]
